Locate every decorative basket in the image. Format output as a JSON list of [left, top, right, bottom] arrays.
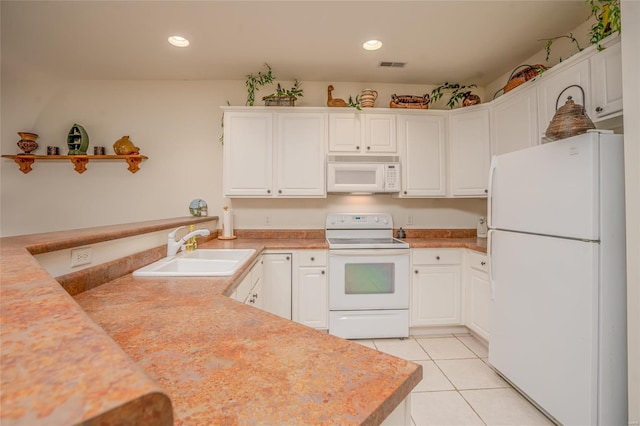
[[495, 64, 548, 98], [389, 94, 430, 109], [545, 84, 595, 141], [263, 96, 295, 106]]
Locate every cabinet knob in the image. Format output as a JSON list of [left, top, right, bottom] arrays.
[[404, 191, 408, 195], [366, 146, 371, 150], [436, 256, 440, 260], [356, 146, 360, 150], [253, 293, 258, 298], [278, 189, 282, 194], [484, 189, 488, 194], [415, 270, 418, 274], [286, 256, 290, 261], [321, 270, 325, 275], [596, 106, 603, 113], [310, 257, 315, 261], [267, 190, 271, 194], [481, 261, 486, 266]]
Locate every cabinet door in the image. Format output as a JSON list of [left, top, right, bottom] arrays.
[[262, 253, 292, 320], [449, 108, 491, 196], [275, 113, 326, 197], [467, 269, 490, 341], [363, 114, 397, 153], [536, 59, 591, 140], [328, 113, 361, 153], [397, 114, 447, 197], [223, 112, 273, 196], [466, 251, 490, 341], [297, 267, 328, 329], [411, 265, 462, 326], [590, 41, 623, 120], [490, 86, 539, 156]]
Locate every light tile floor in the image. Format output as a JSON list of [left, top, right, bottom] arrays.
[[352, 334, 554, 426]]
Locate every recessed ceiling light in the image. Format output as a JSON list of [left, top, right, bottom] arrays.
[[363, 40, 383, 51], [168, 36, 190, 47]]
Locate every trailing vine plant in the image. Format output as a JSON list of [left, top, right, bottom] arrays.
[[245, 63, 275, 106], [540, 33, 583, 62], [430, 82, 478, 109], [586, 0, 621, 50], [539, 0, 621, 62], [347, 95, 361, 110]]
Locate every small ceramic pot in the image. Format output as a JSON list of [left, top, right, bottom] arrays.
[[17, 132, 39, 154]]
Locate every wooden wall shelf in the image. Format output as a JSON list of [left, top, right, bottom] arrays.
[[1, 154, 148, 174]]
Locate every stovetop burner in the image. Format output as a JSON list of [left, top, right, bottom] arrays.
[[325, 213, 409, 249]]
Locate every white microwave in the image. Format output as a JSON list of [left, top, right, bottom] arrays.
[[327, 156, 401, 194]]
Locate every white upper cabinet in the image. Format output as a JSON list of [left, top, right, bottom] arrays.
[[449, 107, 491, 197], [590, 38, 623, 120], [275, 113, 326, 197], [328, 112, 396, 154], [223, 108, 327, 198], [328, 112, 361, 153], [223, 111, 273, 197], [396, 113, 447, 197], [490, 85, 539, 156], [536, 58, 591, 141], [363, 113, 397, 153]]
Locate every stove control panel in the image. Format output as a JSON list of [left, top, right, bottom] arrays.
[[326, 213, 393, 229]]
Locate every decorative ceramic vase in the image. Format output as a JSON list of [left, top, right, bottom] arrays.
[[462, 92, 481, 107], [17, 132, 39, 154], [67, 124, 89, 155], [360, 89, 378, 108], [545, 85, 595, 141], [113, 136, 140, 155]]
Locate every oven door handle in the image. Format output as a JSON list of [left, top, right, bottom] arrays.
[[329, 249, 410, 256]]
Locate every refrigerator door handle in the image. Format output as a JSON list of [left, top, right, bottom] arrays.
[[488, 229, 496, 301], [487, 156, 497, 229]]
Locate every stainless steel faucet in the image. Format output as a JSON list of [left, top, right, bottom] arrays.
[[167, 226, 211, 256]]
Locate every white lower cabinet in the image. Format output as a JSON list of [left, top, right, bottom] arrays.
[[465, 251, 490, 341], [410, 249, 463, 326], [293, 250, 328, 329], [262, 253, 292, 320], [233, 256, 264, 309]]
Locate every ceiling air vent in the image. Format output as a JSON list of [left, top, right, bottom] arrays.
[[379, 61, 406, 68]]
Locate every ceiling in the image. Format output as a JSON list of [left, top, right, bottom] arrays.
[[1, 1, 590, 86]]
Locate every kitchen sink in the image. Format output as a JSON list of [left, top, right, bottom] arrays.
[[133, 249, 255, 277]]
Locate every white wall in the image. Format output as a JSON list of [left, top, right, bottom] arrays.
[[1, 71, 486, 237], [621, 1, 640, 423]]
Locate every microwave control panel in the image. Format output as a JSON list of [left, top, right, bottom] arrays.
[[384, 164, 400, 191]]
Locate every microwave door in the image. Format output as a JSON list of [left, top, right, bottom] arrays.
[[328, 163, 384, 193]]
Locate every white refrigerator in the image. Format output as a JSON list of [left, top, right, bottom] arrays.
[[487, 131, 628, 425]]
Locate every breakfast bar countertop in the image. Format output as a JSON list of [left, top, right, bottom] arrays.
[[1, 219, 487, 425]]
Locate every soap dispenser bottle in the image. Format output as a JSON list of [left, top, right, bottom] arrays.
[[186, 225, 197, 251]]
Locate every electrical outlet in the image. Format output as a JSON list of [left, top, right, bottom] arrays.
[[70, 247, 92, 267], [406, 215, 413, 225], [264, 216, 271, 226]]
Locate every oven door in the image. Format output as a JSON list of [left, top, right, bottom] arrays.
[[329, 249, 409, 310]]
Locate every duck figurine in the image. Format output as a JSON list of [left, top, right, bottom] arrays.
[[327, 85, 348, 107]]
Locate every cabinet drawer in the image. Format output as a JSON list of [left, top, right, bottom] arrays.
[[412, 249, 461, 265], [468, 251, 488, 273], [298, 250, 327, 267]]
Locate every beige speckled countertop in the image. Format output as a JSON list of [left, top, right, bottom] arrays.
[[1, 218, 486, 425]]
